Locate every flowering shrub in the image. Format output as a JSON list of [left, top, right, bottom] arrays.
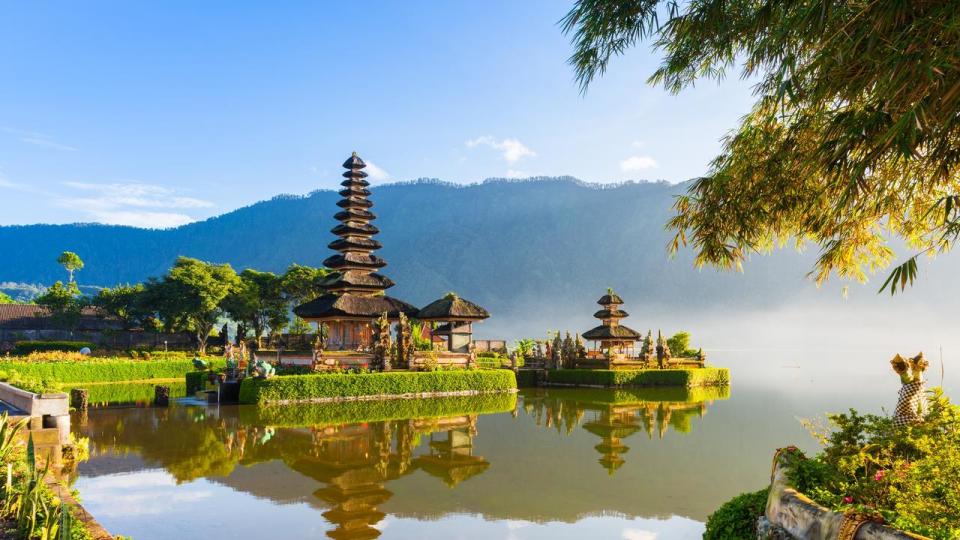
[[789, 389, 960, 539]]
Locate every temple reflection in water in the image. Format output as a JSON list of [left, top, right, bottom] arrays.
[[72, 387, 729, 538], [520, 387, 728, 474], [76, 401, 496, 540]]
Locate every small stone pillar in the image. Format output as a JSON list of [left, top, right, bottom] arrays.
[[70, 388, 88, 411], [154, 385, 170, 407]]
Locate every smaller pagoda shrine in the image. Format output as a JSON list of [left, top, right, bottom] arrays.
[[582, 289, 641, 362], [417, 293, 489, 354]]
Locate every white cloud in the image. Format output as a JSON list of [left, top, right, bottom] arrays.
[[622, 529, 658, 540], [466, 136, 536, 163], [55, 181, 213, 228], [85, 210, 195, 228], [363, 162, 390, 181], [620, 155, 658, 171], [0, 177, 16, 188], [62, 182, 213, 209]]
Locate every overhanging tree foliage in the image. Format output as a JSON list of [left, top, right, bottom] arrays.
[[563, 1, 960, 293]]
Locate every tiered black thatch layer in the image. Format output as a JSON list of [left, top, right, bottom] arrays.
[[294, 153, 419, 319]]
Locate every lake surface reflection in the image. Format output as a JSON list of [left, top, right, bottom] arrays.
[[69, 351, 960, 540]]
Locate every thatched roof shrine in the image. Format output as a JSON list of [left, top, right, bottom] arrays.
[[418, 293, 490, 322], [582, 289, 641, 348]]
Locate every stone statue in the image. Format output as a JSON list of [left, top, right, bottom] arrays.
[[551, 332, 562, 370], [655, 330, 671, 369], [252, 358, 276, 379], [398, 312, 413, 369], [561, 332, 576, 369], [891, 352, 929, 428], [575, 333, 586, 362], [372, 312, 392, 371], [640, 331, 654, 365]]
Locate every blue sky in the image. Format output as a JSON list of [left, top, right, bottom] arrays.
[[0, 1, 755, 228]]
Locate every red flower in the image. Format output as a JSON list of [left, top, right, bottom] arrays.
[[874, 470, 885, 481], [843, 496, 854, 504]]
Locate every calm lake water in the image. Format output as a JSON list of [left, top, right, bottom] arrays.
[[69, 349, 960, 540]]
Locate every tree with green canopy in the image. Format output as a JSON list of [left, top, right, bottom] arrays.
[[35, 280, 84, 330], [56, 251, 84, 283], [94, 284, 154, 330], [0, 291, 14, 304], [280, 263, 330, 306], [562, 1, 960, 294], [223, 269, 288, 347], [155, 257, 240, 355]]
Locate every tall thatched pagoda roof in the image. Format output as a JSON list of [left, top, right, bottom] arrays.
[[293, 152, 417, 319], [294, 294, 418, 320], [417, 293, 490, 321]]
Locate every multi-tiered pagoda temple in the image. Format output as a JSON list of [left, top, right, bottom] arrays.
[[294, 153, 419, 351], [293, 153, 489, 366], [582, 290, 641, 359]]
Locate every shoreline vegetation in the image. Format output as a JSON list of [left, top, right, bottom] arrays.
[[518, 368, 729, 389], [237, 370, 518, 405]]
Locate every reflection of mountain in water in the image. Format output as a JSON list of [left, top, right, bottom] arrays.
[[76, 396, 508, 540], [74, 387, 732, 531]]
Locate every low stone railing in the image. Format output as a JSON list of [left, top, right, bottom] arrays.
[[759, 447, 928, 540], [0, 382, 70, 444]]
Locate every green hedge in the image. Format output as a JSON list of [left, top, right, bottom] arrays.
[[185, 371, 208, 395], [544, 367, 729, 388], [516, 370, 537, 387], [239, 392, 517, 427], [64, 381, 187, 406], [0, 358, 225, 384], [12, 341, 94, 355], [704, 488, 769, 540], [239, 369, 517, 404]]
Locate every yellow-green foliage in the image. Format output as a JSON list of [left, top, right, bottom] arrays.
[[545, 368, 729, 387], [240, 392, 517, 426], [0, 358, 225, 384], [787, 389, 960, 540], [239, 370, 517, 404], [64, 382, 187, 406], [704, 488, 770, 540], [185, 371, 209, 395]]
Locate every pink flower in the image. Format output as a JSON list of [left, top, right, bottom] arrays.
[[874, 470, 885, 481], [843, 496, 854, 504]]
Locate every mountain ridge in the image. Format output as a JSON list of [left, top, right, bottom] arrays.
[[2, 176, 956, 323]]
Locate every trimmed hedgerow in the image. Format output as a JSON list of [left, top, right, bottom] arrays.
[[516, 370, 537, 387], [12, 340, 94, 355], [0, 358, 225, 384], [544, 367, 729, 388], [704, 487, 769, 540], [240, 392, 517, 426], [185, 371, 208, 395], [64, 381, 187, 406], [239, 369, 517, 404]]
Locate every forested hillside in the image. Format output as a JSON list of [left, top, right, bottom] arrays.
[[2, 178, 955, 319]]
